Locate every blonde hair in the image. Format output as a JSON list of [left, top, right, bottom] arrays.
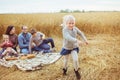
[[61, 15, 75, 27]]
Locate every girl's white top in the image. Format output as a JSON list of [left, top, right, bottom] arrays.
[[62, 26, 87, 50]]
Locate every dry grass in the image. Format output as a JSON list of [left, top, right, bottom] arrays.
[[0, 12, 120, 80], [0, 34, 120, 80], [0, 12, 120, 37]]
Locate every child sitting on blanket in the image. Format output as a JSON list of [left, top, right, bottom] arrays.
[[0, 34, 18, 59]]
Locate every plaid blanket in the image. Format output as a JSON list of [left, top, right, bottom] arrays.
[[0, 52, 61, 71]]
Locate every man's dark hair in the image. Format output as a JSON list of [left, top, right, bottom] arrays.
[[30, 29, 37, 35]]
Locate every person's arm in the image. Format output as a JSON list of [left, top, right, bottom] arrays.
[[9, 41, 14, 47], [76, 27, 87, 41], [38, 32, 45, 40], [75, 27, 88, 44], [13, 35, 18, 48], [18, 35, 28, 49], [40, 32, 45, 40], [63, 28, 77, 43], [29, 37, 33, 54], [42, 34, 45, 40]]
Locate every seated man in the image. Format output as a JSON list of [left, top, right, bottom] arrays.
[[29, 29, 56, 53], [18, 26, 31, 54]]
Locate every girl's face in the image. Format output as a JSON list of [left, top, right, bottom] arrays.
[[10, 27, 15, 34], [66, 20, 75, 29], [4, 35, 9, 42]]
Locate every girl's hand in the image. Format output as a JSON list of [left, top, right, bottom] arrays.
[[84, 41, 88, 45], [77, 40, 88, 46]]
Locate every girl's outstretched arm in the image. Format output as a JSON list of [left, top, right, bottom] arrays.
[[75, 27, 88, 45]]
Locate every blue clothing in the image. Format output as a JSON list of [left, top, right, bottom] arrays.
[[18, 32, 31, 54], [0, 48, 5, 54], [20, 48, 29, 54], [0, 49, 5, 59], [32, 38, 54, 53], [60, 47, 79, 55]]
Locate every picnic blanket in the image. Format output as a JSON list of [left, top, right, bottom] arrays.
[[0, 52, 62, 71]]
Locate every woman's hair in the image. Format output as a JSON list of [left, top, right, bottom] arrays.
[[30, 28, 37, 35], [61, 15, 75, 27], [5, 25, 14, 35]]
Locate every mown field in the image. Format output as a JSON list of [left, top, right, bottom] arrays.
[[0, 12, 120, 80]]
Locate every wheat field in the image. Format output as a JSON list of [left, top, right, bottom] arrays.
[[0, 12, 120, 80]]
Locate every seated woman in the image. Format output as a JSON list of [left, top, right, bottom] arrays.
[[29, 29, 56, 53], [0, 34, 18, 59], [5, 25, 18, 51]]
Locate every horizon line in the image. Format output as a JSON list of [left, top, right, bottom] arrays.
[[0, 10, 120, 14]]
